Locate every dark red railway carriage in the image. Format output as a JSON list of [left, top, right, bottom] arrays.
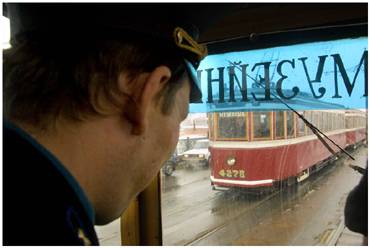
[[208, 109, 367, 189]]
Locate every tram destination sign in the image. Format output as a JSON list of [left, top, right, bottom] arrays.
[[190, 37, 367, 113]]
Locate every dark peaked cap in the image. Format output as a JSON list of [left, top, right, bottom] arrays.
[[4, 3, 235, 41], [4, 3, 238, 103]]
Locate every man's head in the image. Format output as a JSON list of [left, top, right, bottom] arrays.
[[3, 3, 214, 224], [3, 32, 192, 129], [3, 3, 208, 127]]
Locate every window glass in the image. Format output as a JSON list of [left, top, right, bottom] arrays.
[[312, 112, 319, 129], [297, 111, 306, 136], [157, 35, 368, 247], [275, 111, 285, 139], [338, 115, 341, 129], [286, 111, 295, 138], [337, 113, 341, 130], [304, 111, 313, 135], [159, 109, 367, 246], [217, 112, 247, 139], [346, 116, 353, 129], [318, 112, 323, 130], [323, 112, 328, 132], [352, 117, 355, 128], [253, 112, 271, 139], [341, 114, 345, 129], [333, 114, 337, 130], [331, 113, 335, 131]]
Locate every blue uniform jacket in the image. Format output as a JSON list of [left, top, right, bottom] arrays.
[[3, 120, 99, 245]]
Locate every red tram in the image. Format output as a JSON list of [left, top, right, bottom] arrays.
[[208, 110, 367, 189]]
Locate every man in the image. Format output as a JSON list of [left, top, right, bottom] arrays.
[[345, 166, 368, 244], [3, 3, 226, 245]]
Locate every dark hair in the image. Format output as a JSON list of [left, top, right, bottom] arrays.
[[3, 33, 187, 130]]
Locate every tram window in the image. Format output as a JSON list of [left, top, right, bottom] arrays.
[[217, 112, 247, 140], [312, 112, 317, 128], [313, 111, 320, 129], [275, 111, 285, 139], [327, 112, 331, 131], [318, 112, 324, 130], [253, 112, 271, 140], [353, 117, 356, 128], [352, 117, 356, 128], [333, 114, 337, 130], [208, 113, 214, 140], [304, 111, 313, 135], [346, 117, 353, 129], [297, 111, 306, 137], [286, 111, 295, 138], [342, 114, 346, 129], [337, 114, 341, 130], [323, 112, 328, 132]]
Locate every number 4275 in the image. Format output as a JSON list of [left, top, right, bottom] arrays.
[[218, 169, 245, 178]]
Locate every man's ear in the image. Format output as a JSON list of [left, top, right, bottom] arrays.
[[122, 66, 171, 135]]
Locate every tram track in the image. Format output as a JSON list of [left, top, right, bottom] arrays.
[[181, 148, 359, 245], [183, 190, 280, 245]]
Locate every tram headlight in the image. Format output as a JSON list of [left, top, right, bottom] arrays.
[[198, 154, 204, 158], [226, 157, 236, 166], [184, 154, 189, 158]]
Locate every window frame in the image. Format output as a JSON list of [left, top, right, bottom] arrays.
[[285, 111, 295, 139], [274, 111, 285, 140], [296, 111, 306, 137], [251, 111, 273, 141], [215, 112, 249, 141]]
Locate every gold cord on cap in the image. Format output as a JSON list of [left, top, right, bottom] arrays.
[[173, 27, 208, 61]]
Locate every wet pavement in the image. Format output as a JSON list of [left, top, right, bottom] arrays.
[[95, 146, 367, 246]]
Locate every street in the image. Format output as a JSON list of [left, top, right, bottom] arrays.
[[95, 146, 367, 245]]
